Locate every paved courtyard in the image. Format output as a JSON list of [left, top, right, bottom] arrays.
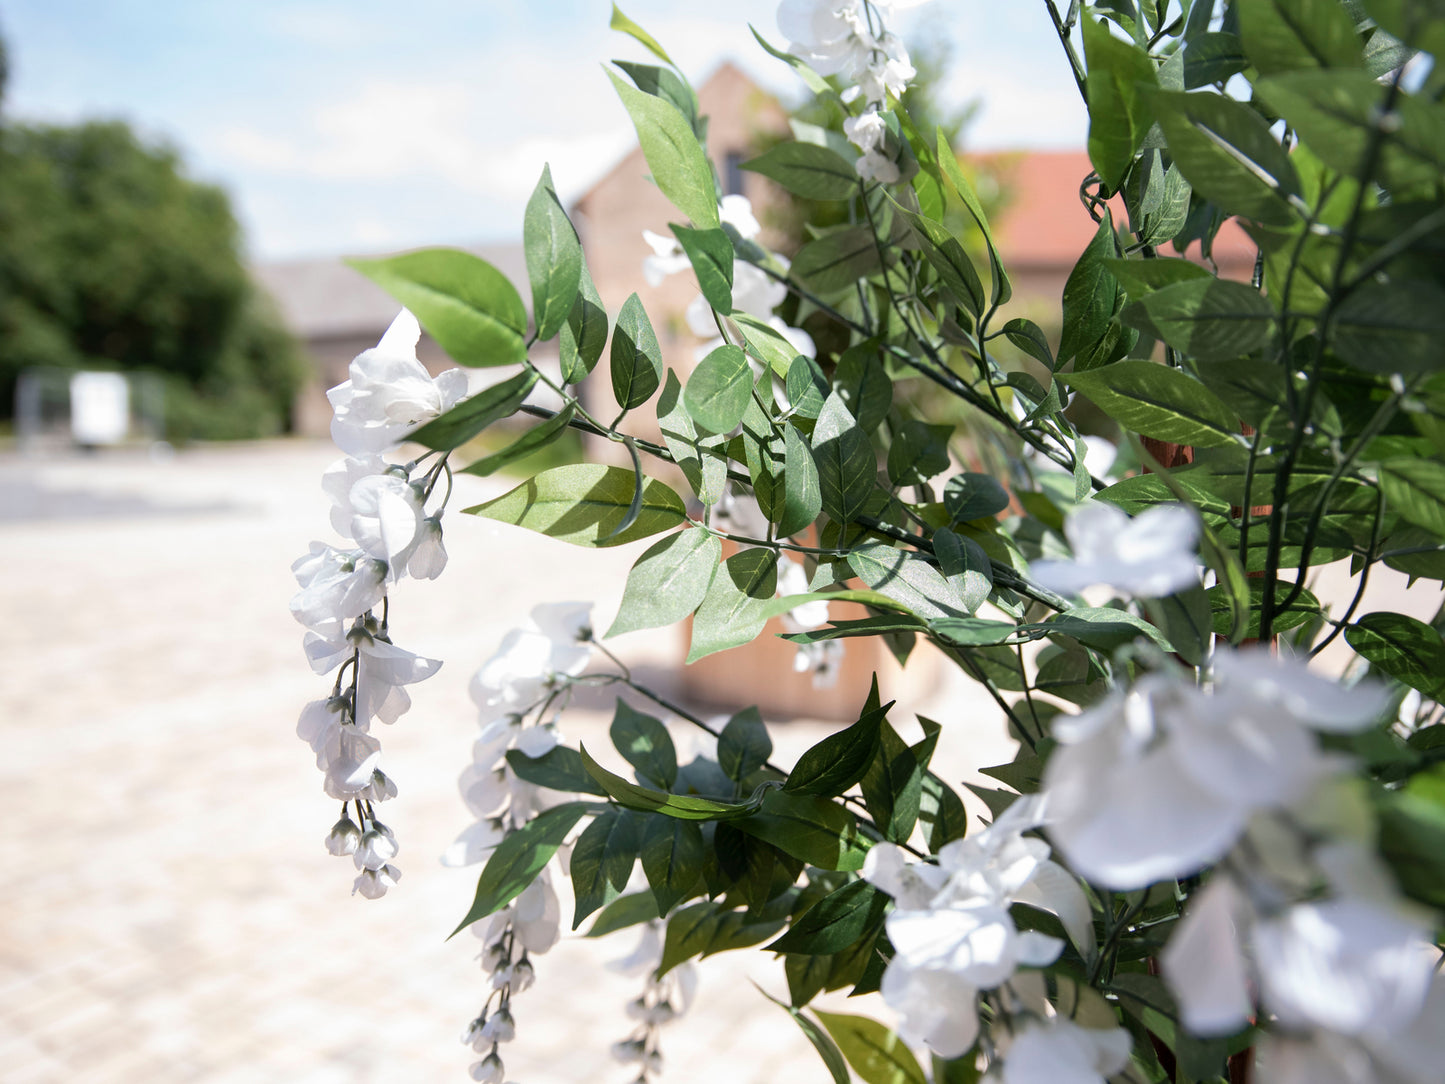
[[3, 439, 1438, 1083]]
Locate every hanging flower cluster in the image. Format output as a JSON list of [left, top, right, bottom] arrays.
[[290, 309, 462, 897], [445, 603, 595, 1083], [642, 193, 815, 361], [607, 922, 698, 1084], [778, 0, 928, 181]]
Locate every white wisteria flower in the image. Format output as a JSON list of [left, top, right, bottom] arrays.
[[303, 627, 442, 726], [469, 603, 594, 726], [862, 796, 1092, 1057], [1001, 1018, 1132, 1084], [290, 542, 388, 635], [327, 308, 469, 455], [1029, 501, 1200, 598], [1043, 650, 1388, 890]]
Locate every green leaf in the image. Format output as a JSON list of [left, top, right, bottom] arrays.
[[459, 404, 576, 477], [930, 617, 1025, 646], [348, 248, 527, 367], [835, 345, 893, 432], [607, 68, 717, 228], [933, 528, 993, 613], [641, 814, 706, 914], [1105, 255, 1214, 294], [936, 129, 1011, 305], [1206, 578, 1320, 637], [408, 369, 537, 452], [1333, 280, 1445, 375], [785, 679, 891, 797], [720, 707, 773, 784], [760, 1000, 850, 1084], [560, 262, 608, 384], [658, 370, 727, 506], [780, 424, 825, 537], [684, 344, 753, 433], [769, 879, 889, 955], [585, 890, 660, 938], [688, 546, 780, 662], [452, 802, 589, 936], [1380, 458, 1445, 535], [505, 745, 608, 796], [734, 312, 809, 378], [464, 463, 686, 547], [613, 60, 700, 134], [673, 224, 735, 314], [918, 771, 969, 852], [607, 527, 722, 637], [1058, 215, 1121, 367], [1120, 277, 1275, 362], [816, 1011, 928, 1084], [1363, 0, 1445, 56], [944, 472, 1011, 522], [611, 700, 678, 790], [1063, 360, 1242, 448], [1255, 70, 1445, 191], [793, 226, 882, 293], [1040, 606, 1176, 651], [1237, 0, 1365, 74], [523, 164, 582, 341], [860, 721, 925, 843], [1345, 612, 1445, 698], [1143, 87, 1301, 225], [609, 3, 676, 64], [737, 789, 869, 871], [743, 141, 860, 199], [888, 420, 954, 488], [579, 746, 761, 820], [1003, 318, 1055, 369], [570, 810, 642, 928], [659, 901, 786, 976], [848, 542, 972, 620], [1184, 31, 1250, 88], [1084, 15, 1160, 191], [813, 392, 876, 525], [893, 202, 985, 315], [786, 355, 830, 420], [610, 292, 664, 411]]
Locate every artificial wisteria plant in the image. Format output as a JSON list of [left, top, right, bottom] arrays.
[[291, 2, 1445, 1082]]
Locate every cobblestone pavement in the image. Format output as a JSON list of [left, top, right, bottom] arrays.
[[5, 441, 1439, 1084], [0, 441, 1015, 1084]]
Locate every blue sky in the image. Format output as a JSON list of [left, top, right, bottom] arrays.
[[1, 1, 1088, 262]]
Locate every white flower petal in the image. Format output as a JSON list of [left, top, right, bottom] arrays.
[[1160, 875, 1255, 1036]]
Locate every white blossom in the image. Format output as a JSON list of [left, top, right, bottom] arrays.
[[352, 863, 401, 899], [1002, 1019, 1132, 1084], [325, 815, 362, 857], [844, 109, 888, 153], [407, 516, 448, 580], [1029, 501, 1200, 598], [303, 627, 441, 726], [468, 1052, 505, 1084], [327, 309, 469, 455], [290, 542, 388, 635]]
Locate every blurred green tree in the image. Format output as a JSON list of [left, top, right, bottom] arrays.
[[0, 60, 305, 440]]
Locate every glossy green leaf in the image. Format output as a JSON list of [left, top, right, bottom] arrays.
[[918, 771, 969, 852], [658, 370, 727, 505], [936, 128, 1011, 304], [672, 223, 735, 314], [1105, 255, 1213, 295], [658, 901, 786, 976], [609, 3, 676, 64], [1063, 360, 1241, 448], [1058, 215, 1121, 367], [459, 404, 576, 477], [813, 392, 876, 525], [1041, 606, 1176, 651], [641, 814, 706, 914], [894, 203, 985, 315], [1084, 14, 1160, 190], [606, 70, 718, 228], [607, 527, 722, 637], [452, 802, 589, 936], [1184, 31, 1250, 88], [733, 311, 807, 378], [585, 890, 661, 938], [815, 1011, 929, 1084], [1207, 579, 1321, 637], [579, 746, 761, 820], [523, 164, 583, 341], [848, 542, 972, 619], [786, 355, 830, 420], [779, 424, 825, 538], [944, 472, 1011, 522], [685, 344, 753, 433], [1237, 0, 1364, 74], [743, 141, 860, 199], [613, 60, 699, 134], [1003, 318, 1055, 369], [610, 292, 664, 410], [571, 810, 642, 928], [560, 261, 608, 383], [1120, 277, 1275, 361], [793, 226, 882, 293], [785, 680, 891, 797], [887, 420, 953, 488], [1363, 0, 1445, 56], [1144, 87, 1301, 225], [930, 617, 1025, 646], [1346, 611, 1445, 698], [737, 789, 869, 871], [769, 880, 889, 955], [612, 700, 678, 790], [408, 369, 537, 452], [348, 248, 527, 367], [933, 528, 993, 614], [835, 345, 893, 432], [1333, 281, 1445, 374], [860, 722, 924, 843], [687, 546, 780, 662], [719, 707, 773, 784], [1380, 458, 1445, 535], [506, 744, 608, 796], [464, 463, 686, 547]]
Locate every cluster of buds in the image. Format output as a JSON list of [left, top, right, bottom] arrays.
[[608, 922, 697, 1084], [291, 308, 465, 896]]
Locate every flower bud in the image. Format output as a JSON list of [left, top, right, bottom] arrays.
[[611, 1039, 646, 1064], [353, 822, 399, 870], [469, 1052, 504, 1083], [481, 941, 508, 972], [361, 768, 398, 802], [351, 863, 400, 899], [509, 958, 536, 993], [324, 815, 362, 856], [480, 1007, 515, 1043]]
